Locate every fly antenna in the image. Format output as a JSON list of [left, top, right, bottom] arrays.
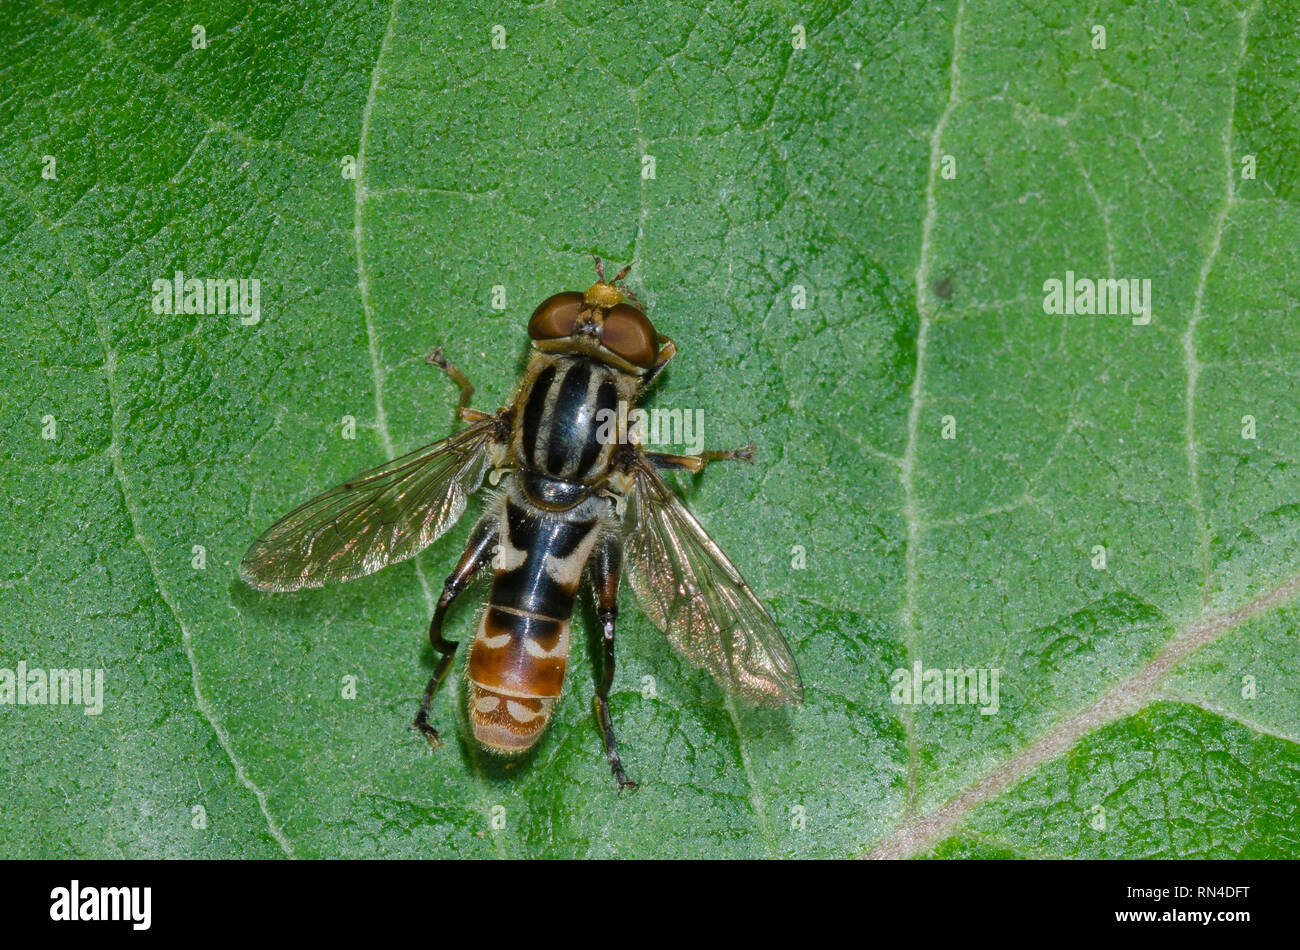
[[592, 253, 606, 281], [612, 261, 633, 284]]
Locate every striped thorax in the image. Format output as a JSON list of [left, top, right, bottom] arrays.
[[510, 352, 639, 510]]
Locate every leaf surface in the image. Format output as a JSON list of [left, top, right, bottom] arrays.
[[1, 0, 1296, 858]]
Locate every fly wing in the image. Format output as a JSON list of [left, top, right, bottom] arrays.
[[240, 417, 500, 591], [621, 451, 803, 704]]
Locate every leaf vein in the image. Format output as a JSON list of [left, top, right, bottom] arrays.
[[901, 0, 966, 818], [352, 0, 510, 858], [862, 567, 1300, 859], [0, 170, 296, 858]]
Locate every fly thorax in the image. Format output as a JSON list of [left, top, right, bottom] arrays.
[[512, 354, 638, 500]]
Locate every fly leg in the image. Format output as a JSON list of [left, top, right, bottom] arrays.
[[426, 346, 485, 421], [644, 443, 755, 473], [590, 535, 638, 790], [413, 515, 498, 749]]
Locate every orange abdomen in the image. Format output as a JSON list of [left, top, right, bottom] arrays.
[[467, 492, 601, 753], [468, 607, 571, 752]]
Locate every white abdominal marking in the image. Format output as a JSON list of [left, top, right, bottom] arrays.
[[506, 700, 544, 723], [544, 545, 590, 586]]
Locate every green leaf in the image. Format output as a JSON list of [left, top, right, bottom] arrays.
[[1, 0, 1296, 858]]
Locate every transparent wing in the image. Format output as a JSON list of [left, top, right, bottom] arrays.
[[240, 418, 499, 591], [622, 453, 804, 704]]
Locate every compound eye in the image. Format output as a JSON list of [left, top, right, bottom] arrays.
[[601, 303, 658, 368], [528, 292, 584, 340]]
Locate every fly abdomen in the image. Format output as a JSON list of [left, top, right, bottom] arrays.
[[467, 486, 607, 753], [468, 606, 569, 752]]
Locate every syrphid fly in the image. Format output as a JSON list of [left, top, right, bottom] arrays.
[[240, 258, 803, 788]]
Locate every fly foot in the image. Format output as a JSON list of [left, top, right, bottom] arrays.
[[412, 712, 444, 750]]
